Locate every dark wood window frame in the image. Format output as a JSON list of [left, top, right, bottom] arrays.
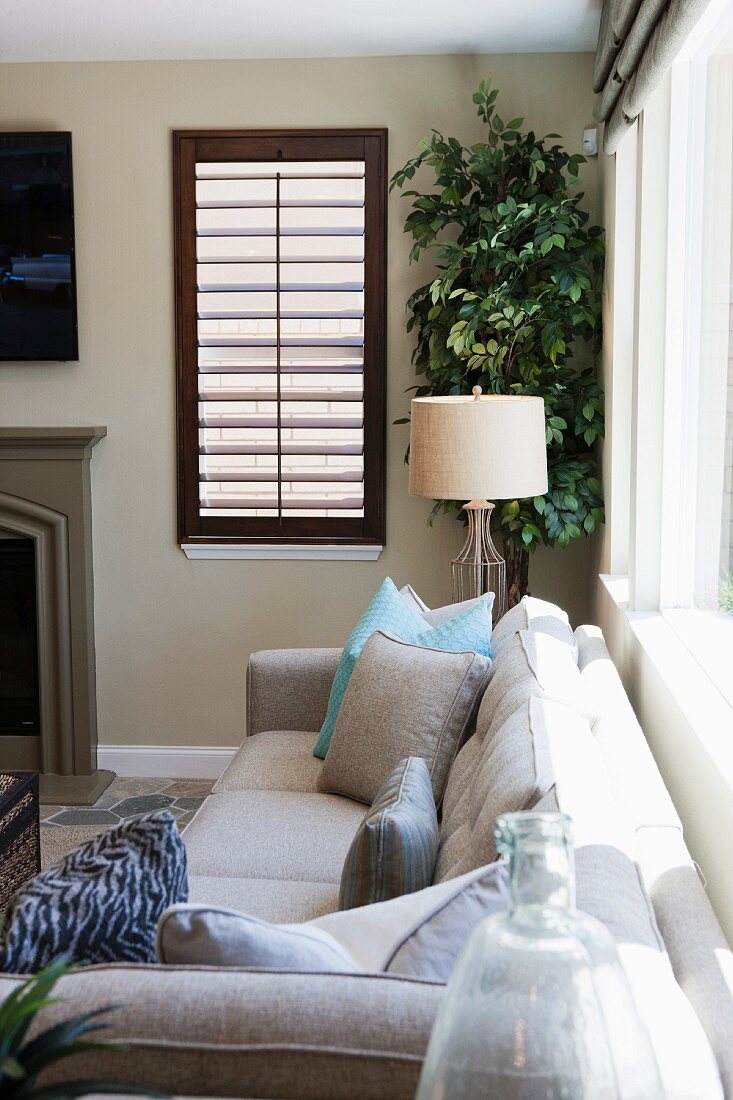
[[173, 128, 387, 548]]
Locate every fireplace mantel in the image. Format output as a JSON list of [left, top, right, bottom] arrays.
[[0, 427, 107, 458], [0, 426, 110, 805]]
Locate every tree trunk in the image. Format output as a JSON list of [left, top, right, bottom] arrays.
[[504, 539, 530, 609]]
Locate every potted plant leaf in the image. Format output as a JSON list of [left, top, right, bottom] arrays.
[[391, 79, 605, 604]]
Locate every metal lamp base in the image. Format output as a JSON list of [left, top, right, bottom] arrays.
[[451, 500, 507, 624]]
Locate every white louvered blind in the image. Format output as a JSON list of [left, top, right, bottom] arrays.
[[195, 159, 366, 520]]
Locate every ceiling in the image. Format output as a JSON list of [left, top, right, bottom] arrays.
[[0, 0, 601, 63]]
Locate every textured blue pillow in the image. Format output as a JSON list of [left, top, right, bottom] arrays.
[[312, 577, 428, 758], [1, 811, 188, 973], [416, 599, 493, 658]]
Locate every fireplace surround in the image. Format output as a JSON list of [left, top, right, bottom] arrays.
[[0, 427, 111, 805]]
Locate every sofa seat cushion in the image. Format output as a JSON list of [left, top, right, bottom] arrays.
[[214, 731, 323, 794], [188, 875, 340, 923], [184, 790, 366, 884]]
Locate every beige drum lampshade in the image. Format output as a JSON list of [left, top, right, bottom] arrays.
[[409, 394, 548, 501]]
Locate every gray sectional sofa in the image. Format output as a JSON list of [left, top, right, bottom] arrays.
[[2, 598, 732, 1099]]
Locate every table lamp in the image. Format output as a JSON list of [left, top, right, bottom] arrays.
[[409, 388, 548, 622]]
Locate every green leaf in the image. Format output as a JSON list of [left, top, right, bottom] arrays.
[[1, 1056, 26, 1079]]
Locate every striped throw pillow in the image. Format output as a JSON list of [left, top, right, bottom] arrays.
[[338, 757, 438, 910]]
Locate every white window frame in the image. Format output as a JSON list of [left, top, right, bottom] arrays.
[[602, 0, 733, 710]]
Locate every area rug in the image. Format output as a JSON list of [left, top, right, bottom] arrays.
[[40, 825, 109, 869]]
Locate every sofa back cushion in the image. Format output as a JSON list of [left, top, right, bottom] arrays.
[[475, 629, 597, 742], [491, 594, 577, 657], [434, 696, 634, 883], [317, 631, 491, 806]]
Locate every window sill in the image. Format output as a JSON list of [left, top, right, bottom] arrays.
[[181, 543, 383, 561], [663, 607, 733, 710], [599, 573, 733, 790]]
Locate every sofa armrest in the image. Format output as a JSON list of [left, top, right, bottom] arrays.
[[2, 965, 442, 1100], [246, 647, 341, 736]]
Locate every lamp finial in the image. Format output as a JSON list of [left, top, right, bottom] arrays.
[[472, 385, 482, 401]]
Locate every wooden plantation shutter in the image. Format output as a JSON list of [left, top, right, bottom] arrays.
[[174, 130, 387, 546]]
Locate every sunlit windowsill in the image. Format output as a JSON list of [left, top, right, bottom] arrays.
[[663, 606, 733, 710], [181, 542, 383, 561], [599, 574, 733, 789]]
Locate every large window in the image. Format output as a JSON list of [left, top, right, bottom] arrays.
[[173, 130, 387, 557], [604, 0, 733, 703]]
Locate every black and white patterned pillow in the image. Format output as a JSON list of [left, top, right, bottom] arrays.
[[1, 811, 188, 973]]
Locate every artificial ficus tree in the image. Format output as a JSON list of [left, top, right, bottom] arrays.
[[392, 78, 605, 605]]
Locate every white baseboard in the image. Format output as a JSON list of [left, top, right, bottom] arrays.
[[97, 744, 237, 779]]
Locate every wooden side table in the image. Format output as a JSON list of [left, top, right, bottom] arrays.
[[0, 773, 41, 912]]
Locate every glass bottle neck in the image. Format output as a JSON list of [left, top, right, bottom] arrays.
[[508, 838, 575, 913]]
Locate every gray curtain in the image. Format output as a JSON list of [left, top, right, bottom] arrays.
[[594, 0, 713, 154]]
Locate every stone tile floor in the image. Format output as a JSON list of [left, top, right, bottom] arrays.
[[41, 777, 213, 829]]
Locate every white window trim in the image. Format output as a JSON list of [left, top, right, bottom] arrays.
[[611, 0, 733, 619], [181, 542, 382, 560], [602, 122, 637, 578], [628, 81, 670, 613], [660, 8, 733, 611], [601, 0, 733, 729]]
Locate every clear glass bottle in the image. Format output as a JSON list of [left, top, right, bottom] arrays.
[[416, 811, 664, 1100]]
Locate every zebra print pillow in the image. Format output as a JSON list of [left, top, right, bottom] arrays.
[[0, 810, 188, 974]]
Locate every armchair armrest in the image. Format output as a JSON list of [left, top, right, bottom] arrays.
[[5, 965, 443, 1100], [246, 647, 341, 736]]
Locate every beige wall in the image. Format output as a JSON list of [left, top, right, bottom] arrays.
[[0, 53, 599, 750]]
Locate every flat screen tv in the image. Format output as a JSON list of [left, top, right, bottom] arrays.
[[0, 131, 78, 361]]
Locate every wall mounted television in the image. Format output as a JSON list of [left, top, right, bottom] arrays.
[[0, 131, 78, 361]]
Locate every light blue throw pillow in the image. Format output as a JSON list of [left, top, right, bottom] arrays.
[[416, 599, 492, 658], [312, 577, 428, 759]]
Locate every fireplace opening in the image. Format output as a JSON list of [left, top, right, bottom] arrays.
[[0, 538, 39, 735]]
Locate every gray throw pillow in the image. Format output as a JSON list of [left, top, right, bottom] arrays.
[[339, 756, 439, 910], [383, 861, 510, 978], [157, 905, 356, 971], [316, 631, 491, 805]]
